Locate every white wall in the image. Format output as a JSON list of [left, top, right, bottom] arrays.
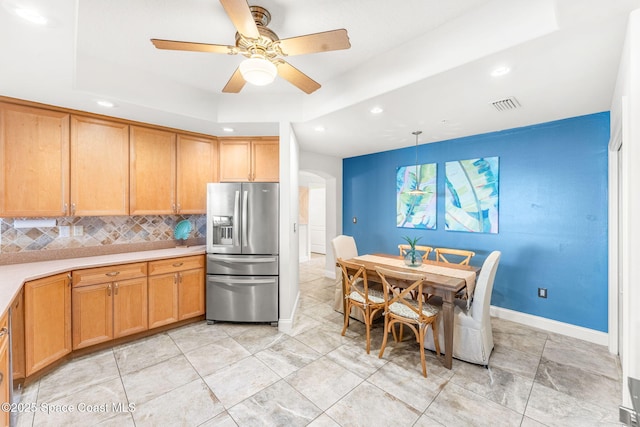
[[609, 8, 640, 409], [299, 151, 343, 278], [277, 122, 300, 334]]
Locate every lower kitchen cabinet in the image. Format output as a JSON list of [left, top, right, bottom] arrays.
[[24, 273, 72, 377], [148, 255, 205, 328], [11, 288, 25, 382], [72, 263, 148, 350], [0, 311, 10, 427]]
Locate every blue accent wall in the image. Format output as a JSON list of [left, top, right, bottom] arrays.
[[343, 113, 609, 332]]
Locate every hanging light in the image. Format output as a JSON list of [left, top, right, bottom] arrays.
[[406, 130, 426, 195], [239, 55, 277, 86]]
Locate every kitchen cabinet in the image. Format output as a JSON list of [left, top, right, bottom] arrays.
[[0, 311, 9, 427], [130, 128, 216, 215], [24, 273, 72, 377], [176, 134, 217, 213], [70, 115, 129, 216], [72, 263, 147, 350], [130, 126, 176, 215], [11, 288, 25, 382], [219, 138, 278, 182], [148, 255, 205, 328], [0, 102, 70, 217]]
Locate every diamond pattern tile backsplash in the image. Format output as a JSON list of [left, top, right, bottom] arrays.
[[0, 215, 206, 253]]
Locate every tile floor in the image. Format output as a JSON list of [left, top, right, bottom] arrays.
[[13, 254, 622, 426]]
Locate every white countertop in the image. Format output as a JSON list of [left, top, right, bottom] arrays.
[[0, 245, 206, 315]]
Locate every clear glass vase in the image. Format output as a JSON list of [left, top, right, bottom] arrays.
[[403, 250, 423, 267]]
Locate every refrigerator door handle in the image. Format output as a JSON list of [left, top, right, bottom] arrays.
[[208, 255, 277, 263], [233, 190, 240, 246], [242, 190, 249, 248], [210, 277, 275, 285]]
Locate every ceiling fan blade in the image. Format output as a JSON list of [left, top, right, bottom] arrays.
[[278, 29, 351, 56], [151, 39, 234, 54], [219, 0, 259, 39], [276, 61, 321, 94], [222, 68, 247, 93]]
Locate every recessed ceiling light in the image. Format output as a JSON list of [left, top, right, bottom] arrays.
[[491, 66, 511, 77], [222, 127, 234, 132], [314, 125, 325, 132], [14, 7, 47, 25], [370, 107, 383, 114], [96, 100, 115, 108]]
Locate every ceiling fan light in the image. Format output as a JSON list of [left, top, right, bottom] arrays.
[[239, 57, 277, 86]]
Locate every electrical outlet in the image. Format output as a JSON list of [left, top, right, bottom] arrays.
[[538, 287, 547, 298], [72, 225, 84, 236], [59, 226, 70, 238]]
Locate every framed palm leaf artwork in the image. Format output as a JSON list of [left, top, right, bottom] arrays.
[[396, 163, 437, 229], [445, 157, 499, 233]]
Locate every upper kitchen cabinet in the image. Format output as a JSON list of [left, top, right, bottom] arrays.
[[130, 126, 176, 215], [176, 134, 217, 213], [130, 127, 216, 215], [71, 116, 130, 216], [219, 138, 279, 182], [0, 102, 70, 217]]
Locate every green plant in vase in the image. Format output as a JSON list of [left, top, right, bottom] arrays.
[[402, 236, 423, 267]]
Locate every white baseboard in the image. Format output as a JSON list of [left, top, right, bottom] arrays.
[[278, 291, 300, 334], [490, 305, 609, 347], [325, 269, 336, 280]]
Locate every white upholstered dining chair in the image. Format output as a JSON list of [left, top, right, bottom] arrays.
[[424, 251, 501, 366]]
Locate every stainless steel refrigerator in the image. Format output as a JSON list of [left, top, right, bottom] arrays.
[[205, 182, 279, 325]]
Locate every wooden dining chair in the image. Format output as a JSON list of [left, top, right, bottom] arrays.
[[434, 248, 476, 300], [434, 248, 475, 265], [337, 258, 385, 354], [398, 244, 433, 261], [375, 266, 441, 377]]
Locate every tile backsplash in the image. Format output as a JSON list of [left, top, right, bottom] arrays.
[[0, 215, 206, 254]]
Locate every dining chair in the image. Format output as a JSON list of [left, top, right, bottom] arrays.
[[375, 266, 441, 377], [434, 247, 475, 265], [331, 235, 360, 316], [337, 258, 385, 354], [424, 251, 501, 366], [398, 244, 433, 261]]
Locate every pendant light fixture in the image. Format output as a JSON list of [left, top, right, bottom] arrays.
[[406, 130, 426, 195]]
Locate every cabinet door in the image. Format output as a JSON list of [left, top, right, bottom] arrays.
[[72, 282, 113, 350], [11, 289, 25, 381], [252, 139, 279, 182], [70, 116, 129, 216], [0, 103, 70, 217], [25, 273, 72, 376], [178, 268, 205, 320], [113, 277, 148, 338], [0, 312, 9, 427], [219, 140, 251, 182], [130, 126, 176, 215], [148, 273, 179, 329], [176, 134, 216, 214]]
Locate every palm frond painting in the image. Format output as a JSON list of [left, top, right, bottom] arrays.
[[445, 157, 499, 233], [396, 163, 437, 229]]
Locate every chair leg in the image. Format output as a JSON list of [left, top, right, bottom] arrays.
[[432, 317, 441, 356], [418, 323, 427, 377], [378, 315, 390, 359], [364, 308, 371, 354], [341, 300, 351, 337]]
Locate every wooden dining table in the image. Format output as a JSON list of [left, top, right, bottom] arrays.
[[341, 253, 480, 369]]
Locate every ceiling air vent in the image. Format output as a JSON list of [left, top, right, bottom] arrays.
[[491, 97, 521, 112]]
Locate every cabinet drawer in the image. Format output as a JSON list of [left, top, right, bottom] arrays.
[[148, 255, 204, 276], [72, 262, 147, 287]]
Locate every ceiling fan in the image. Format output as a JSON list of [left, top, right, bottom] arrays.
[[150, 0, 351, 94]]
